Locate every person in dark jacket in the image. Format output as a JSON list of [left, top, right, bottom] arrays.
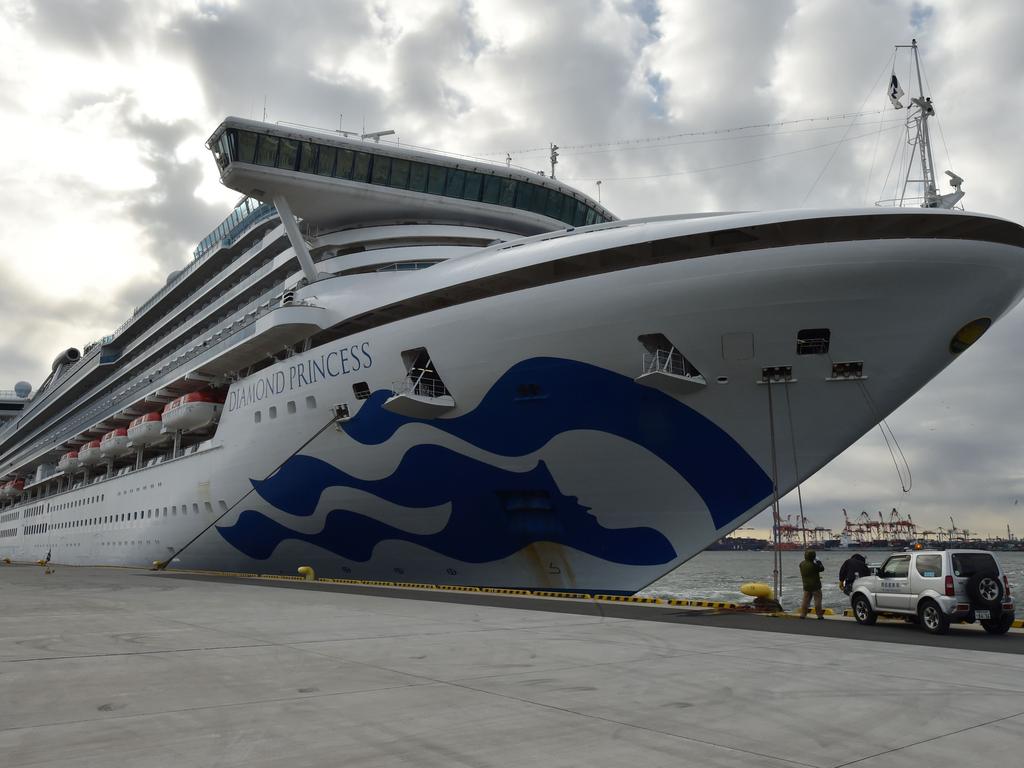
[[838, 553, 870, 595], [798, 549, 825, 619]]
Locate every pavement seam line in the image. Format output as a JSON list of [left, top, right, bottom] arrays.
[[831, 709, 1024, 767]]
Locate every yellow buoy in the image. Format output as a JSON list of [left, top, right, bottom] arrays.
[[740, 582, 774, 599]]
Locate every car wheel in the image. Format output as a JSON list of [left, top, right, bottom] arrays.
[[967, 570, 1004, 609], [981, 612, 1015, 635], [918, 599, 950, 635], [852, 595, 876, 625]]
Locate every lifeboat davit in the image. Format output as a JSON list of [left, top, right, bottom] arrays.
[[162, 391, 225, 432], [57, 451, 81, 473], [78, 439, 103, 466], [100, 428, 131, 457], [128, 411, 165, 446]]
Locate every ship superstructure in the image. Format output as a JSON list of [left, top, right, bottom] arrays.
[[2, 109, 1023, 593]]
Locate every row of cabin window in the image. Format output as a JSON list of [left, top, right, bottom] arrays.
[[0, 527, 17, 537], [254, 395, 316, 424], [53, 494, 104, 512], [219, 129, 608, 228], [1, 510, 20, 523], [25, 523, 47, 535], [54, 503, 218, 530]]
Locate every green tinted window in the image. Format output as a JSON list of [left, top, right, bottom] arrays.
[[278, 139, 299, 170], [237, 131, 257, 163], [335, 149, 355, 179], [573, 200, 587, 226], [371, 155, 391, 185], [560, 194, 577, 224], [316, 146, 336, 176], [390, 158, 410, 189], [463, 172, 483, 201], [528, 185, 548, 215], [545, 189, 564, 219], [298, 142, 318, 174], [215, 134, 230, 170], [409, 162, 429, 192], [482, 176, 501, 204], [498, 178, 517, 206], [514, 183, 533, 211], [255, 134, 279, 166], [585, 207, 598, 225], [445, 169, 465, 198], [427, 165, 447, 195], [352, 152, 371, 182]]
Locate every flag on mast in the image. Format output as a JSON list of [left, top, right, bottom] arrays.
[[888, 74, 905, 109]]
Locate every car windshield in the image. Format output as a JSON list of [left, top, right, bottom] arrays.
[[951, 553, 997, 577]]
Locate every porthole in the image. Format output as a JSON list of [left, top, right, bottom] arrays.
[[287, 400, 296, 415], [716, 376, 729, 384], [950, 317, 992, 354], [305, 395, 317, 410], [269, 406, 277, 419]]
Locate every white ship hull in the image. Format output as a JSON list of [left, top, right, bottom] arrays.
[[4, 210, 1023, 592]]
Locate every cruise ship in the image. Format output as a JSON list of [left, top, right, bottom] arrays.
[[2, 111, 1023, 593]]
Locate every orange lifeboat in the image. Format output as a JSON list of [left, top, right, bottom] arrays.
[[1, 478, 25, 499], [100, 428, 131, 457], [57, 450, 81, 473], [162, 390, 225, 432], [128, 411, 165, 446], [79, 439, 103, 466]]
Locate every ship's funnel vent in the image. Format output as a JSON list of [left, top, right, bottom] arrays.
[[51, 348, 81, 371]]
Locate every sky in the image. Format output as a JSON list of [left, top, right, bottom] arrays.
[[1, 0, 1023, 538]]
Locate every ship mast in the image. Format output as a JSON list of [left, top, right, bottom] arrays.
[[891, 39, 964, 209]]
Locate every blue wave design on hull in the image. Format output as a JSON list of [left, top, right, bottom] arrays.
[[217, 357, 772, 566], [342, 357, 771, 528], [218, 452, 676, 565]]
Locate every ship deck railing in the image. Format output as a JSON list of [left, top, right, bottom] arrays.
[[1, 291, 289, 477], [642, 349, 689, 377], [392, 374, 449, 400], [100, 202, 279, 347]]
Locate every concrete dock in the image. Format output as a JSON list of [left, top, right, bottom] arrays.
[[2, 565, 1023, 767]]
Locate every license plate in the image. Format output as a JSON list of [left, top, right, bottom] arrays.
[[975, 610, 991, 620]]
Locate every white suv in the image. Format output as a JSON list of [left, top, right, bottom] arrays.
[[850, 549, 1015, 635]]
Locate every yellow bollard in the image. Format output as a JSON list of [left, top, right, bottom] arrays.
[[151, 560, 168, 571], [740, 582, 774, 599], [297, 566, 315, 581]]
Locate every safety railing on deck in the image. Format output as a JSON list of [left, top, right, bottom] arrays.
[[642, 349, 688, 377], [392, 372, 450, 399], [3, 290, 289, 471]]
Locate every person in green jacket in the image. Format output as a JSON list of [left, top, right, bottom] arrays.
[[799, 549, 825, 619]]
